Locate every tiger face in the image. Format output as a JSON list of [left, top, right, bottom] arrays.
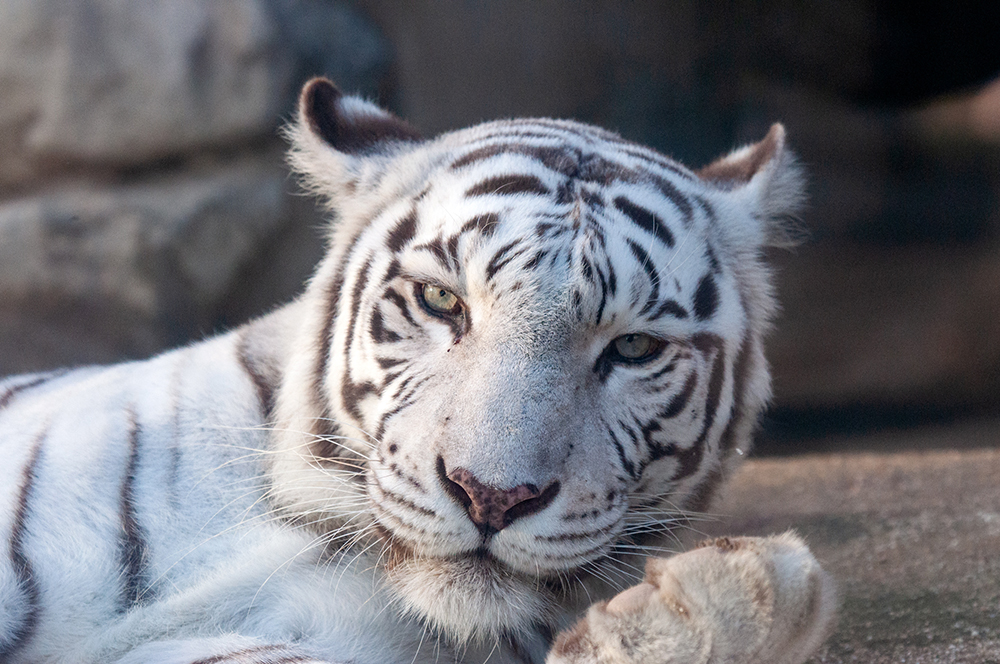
[[272, 79, 803, 643]]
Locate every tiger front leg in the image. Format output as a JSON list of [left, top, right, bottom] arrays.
[[547, 533, 836, 664]]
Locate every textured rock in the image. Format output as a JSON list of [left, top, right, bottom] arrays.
[[0, 157, 326, 375], [0, 160, 282, 309], [0, 0, 389, 187], [0, 0, 388, 375]]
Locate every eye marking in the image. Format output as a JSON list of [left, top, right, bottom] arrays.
[[609, 333, 664, 364], [417, 283, 464, 317]]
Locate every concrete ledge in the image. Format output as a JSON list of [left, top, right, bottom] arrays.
[[702, 419, 1000, 663]]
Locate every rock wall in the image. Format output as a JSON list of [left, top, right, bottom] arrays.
[[0, 0, 390, 374]]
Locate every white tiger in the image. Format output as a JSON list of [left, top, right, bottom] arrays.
[[0, 78, 835, 664]]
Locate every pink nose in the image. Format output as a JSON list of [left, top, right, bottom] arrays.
[[438, 459, 560, 535]]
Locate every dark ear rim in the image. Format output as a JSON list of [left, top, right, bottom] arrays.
[[299, 77, 422, 154], [696, 124, 785, 186]]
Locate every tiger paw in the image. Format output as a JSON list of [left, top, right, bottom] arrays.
[[548, 533, 837, 664]]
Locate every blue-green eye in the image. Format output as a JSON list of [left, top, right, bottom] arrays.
[[420, 284, 462, 315], [611, 333, 661, 362]]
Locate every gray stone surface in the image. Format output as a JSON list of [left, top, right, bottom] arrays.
[[0, 0, 389, 375], [0, 155, 326, 375], [0, 0, 389, 187], [701, 420, 1000, 663], [0, 160, 283, 312]]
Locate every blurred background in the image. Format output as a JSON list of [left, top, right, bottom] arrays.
[[1, 0, 999, 451]]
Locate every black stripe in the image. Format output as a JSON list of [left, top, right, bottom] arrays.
[[607, 425, 638, 480], [672, 334, 727, 481], [643, 355, 679, 383], [374, 400, 411, 441], [485, 239, 525, 282], [446, 234, 461, 268], [385, 209, 417, 253], [120, 407, 151, 609], [581, 188, 604, 209], [394, 375, 430, 405], [451, 144, 507, 170], [578, 254, 594, 283], [614, 196, 675, 248], [576, 152, 627, 185], [340, 255, 375, 425], [381, 369, 405, 385], [535, 221, 568, 239], [2, 429, 46, 659], [626, 240, 660, 315], [382, 258, 401, 284], [650, 299, 689, 320], [648, 172, 694, 226], [459, 212, 500, 237], [705, 245, 721, 274], [341, 381, 378, 427], [692, 273, 719, 321], [312, 276, 344, 440], [369, 308, 402, 343], [0, 371, 66, 411], [412, 236, 452, 270], [383, 288, 418, 328], [452, 143, 579, 179], [466, 174, 550, 198], [692, 194, 717, 225], [621, 147, 695, 181], [660, 371, 698, 419], [236, 333, 276, 420], [593, 263, 609, 325], [618, 419, 641, 451], [718, 331, 752, 455]]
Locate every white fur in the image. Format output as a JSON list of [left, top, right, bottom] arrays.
[[0, 89, 833, 664]]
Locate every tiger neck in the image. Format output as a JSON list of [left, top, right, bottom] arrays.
[[259, 279, 371, 534]]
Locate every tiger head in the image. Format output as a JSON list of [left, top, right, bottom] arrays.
[[270, 78, 803, 644]]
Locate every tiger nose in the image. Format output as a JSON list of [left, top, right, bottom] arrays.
[[438, 459, 560, 535]]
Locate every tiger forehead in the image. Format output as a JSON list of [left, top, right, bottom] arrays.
[[407, 141, 703, 241]]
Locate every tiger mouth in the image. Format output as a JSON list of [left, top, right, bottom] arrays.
[[371, 515, 622, 583]]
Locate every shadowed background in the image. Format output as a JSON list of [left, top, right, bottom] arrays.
[[1, 1, 999, 440]]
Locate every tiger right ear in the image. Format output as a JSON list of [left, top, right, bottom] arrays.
[[697, 124, 806, 249], [285, 78, 422, 206]]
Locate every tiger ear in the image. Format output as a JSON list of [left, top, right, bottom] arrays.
[[697, 124, 806, 248], [285, 77, 422, 204]]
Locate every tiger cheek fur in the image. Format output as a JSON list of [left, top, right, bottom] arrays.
[[0, 76, 833, 664]]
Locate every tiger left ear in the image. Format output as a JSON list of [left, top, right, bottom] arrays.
[[286, 78, 423, 209], [299, 77, 421, 154], [697, 124, 805, 248]]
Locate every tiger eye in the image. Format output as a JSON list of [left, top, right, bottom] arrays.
[[421, 284, 461, 314], [613, 333, 656, 360]]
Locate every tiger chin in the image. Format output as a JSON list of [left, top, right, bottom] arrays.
[[0, 77, 835, 664]]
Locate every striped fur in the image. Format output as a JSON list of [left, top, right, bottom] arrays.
[[0, 79, 833, 664]]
